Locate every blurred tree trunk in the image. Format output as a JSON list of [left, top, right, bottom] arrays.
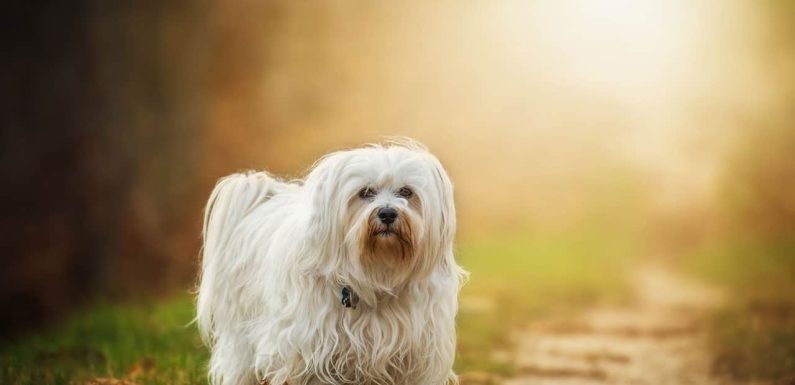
[[0, 0, 211, 338]]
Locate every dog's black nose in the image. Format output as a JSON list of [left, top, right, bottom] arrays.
[[377, 207, 398, 225]]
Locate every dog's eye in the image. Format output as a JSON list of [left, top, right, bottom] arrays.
[[358, 187, 377, 200], [397, 187, 413, 198]]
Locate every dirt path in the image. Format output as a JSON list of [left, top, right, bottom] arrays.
[[503, 265, 723, 385]]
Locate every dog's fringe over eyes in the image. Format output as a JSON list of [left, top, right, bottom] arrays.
[[197, 141, 467, 385]]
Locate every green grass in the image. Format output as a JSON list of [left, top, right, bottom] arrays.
[[1, 228, 635, 384], [0, 296, 207, 385], [686, 238, 795, 383]]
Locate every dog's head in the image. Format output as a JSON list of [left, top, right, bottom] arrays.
[[305, 141, 456, 298]]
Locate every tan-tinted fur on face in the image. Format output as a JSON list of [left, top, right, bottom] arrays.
[[347, 189, 423, 287]]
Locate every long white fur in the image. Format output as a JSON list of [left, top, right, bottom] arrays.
[[197, 141, 467, 385]]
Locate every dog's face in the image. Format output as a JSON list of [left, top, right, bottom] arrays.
[[346, 169, 423, 282], [306, 143, 456, 294]]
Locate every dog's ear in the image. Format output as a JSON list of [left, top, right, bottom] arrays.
[[425, 153, 469, 285], [421, 152, 459, 269], [305, 150, 349, 253]]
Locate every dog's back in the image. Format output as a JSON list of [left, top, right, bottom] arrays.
[[197, 171, 296, 384]]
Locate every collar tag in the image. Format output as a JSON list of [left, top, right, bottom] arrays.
[[341, 286, 359, 309]]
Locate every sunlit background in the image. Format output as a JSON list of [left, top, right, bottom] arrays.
[[2, 0, 794, 383]]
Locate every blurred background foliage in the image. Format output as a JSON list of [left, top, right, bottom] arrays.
[[1, 0, 794, 383]]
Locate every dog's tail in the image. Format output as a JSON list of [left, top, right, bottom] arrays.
[[197, 171, 289, 344]]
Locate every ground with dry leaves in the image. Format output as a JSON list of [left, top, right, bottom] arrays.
[[460, 264, 727, 385]]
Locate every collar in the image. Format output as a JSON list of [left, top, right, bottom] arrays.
[[341, 286, 359, 309]]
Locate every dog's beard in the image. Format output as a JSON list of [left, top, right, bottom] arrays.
[[353, 209, 419, 290], [367, 213, 413, 265]]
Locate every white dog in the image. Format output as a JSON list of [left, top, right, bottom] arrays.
[[197, 141, 466, 385]]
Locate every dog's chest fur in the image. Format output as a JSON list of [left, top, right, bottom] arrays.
[[246, 277, 455, 385]]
